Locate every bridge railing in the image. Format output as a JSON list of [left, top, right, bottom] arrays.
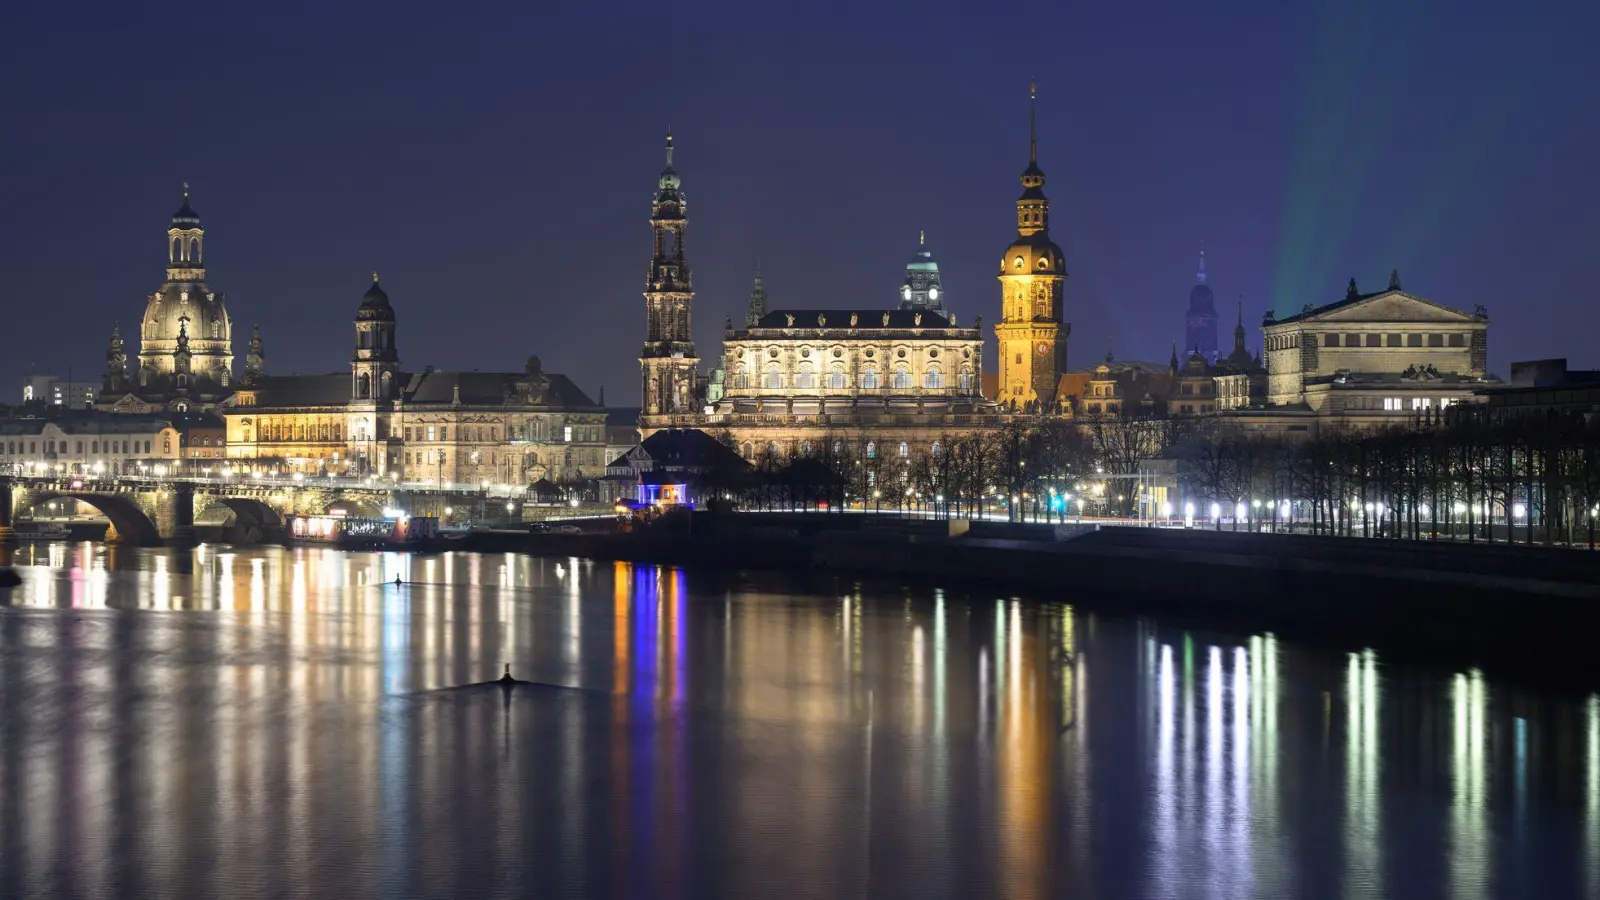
[[2, 470, 533, 497]]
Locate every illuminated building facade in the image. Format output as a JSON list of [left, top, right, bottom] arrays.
[[1259, 273, 1492, 416], [639, 133, 701, 433], [995, 84, 1069, 411], [98, 188, 239, 412], [224, 276, 607, 482], [0, 414, 181, 474]]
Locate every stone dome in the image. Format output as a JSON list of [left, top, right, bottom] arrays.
[[357, 274, 395, 321], [142, 284, 231, 347], [1000, 232, 1066, 277]]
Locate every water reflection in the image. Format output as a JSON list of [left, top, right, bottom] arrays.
[[0, 545, 1595, 899]]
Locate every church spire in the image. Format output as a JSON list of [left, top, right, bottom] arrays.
[[1028, 81, 1038, 167], [1196, 250, 1207, 285], [746, 263, 769, 327]]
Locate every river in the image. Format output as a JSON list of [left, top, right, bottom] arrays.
[[0, 543, 1595, 899]]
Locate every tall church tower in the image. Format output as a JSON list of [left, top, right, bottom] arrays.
[[995, 84, 1069, 409], [1184, 251, 1219, 364], [351, 272, 398, 402], [640, 132, 699, 427]]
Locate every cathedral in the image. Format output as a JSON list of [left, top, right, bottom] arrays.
[[98, 188, 239, 412], [634, 132, 1008, 458]]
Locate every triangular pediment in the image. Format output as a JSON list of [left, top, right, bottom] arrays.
[[1310, 291, 1477, 324]]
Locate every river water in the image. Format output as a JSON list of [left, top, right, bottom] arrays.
[[0, 543, 1596, 899]]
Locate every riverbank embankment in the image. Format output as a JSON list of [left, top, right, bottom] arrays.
[[460, 513, 1600, 681]]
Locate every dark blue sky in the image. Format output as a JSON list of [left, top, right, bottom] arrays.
[[3, 0, 1595, 402]]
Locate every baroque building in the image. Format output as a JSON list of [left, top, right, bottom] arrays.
[[98, 188, 240, 412], [639, 133, 701, 432], [1184, 252, 1219, 364], [995, 84, 1069, 411], [224, 276, 607, 483], [1209, 271, 1495, 436]]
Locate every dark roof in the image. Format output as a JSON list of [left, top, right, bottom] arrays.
[[243, 374, 351, 407], [399, 371, 599, 407], [171, 197, 201, 227], [0, 413, 176, 435], [753, 309, 957, 329], [244, 370, 601, 410], [609, 428, 750, 472], [170, 411, 225, 429], [357, 278, 395, 322]]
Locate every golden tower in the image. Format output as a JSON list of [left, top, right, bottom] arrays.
[[996, 84, 1069, 409], [639, 132, 699, 428]]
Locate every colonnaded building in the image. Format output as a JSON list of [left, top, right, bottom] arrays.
[[223, 276, 608, 483]]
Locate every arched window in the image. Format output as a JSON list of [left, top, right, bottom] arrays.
[[359, 330, 371, 349], [764, 366, 783, 390], [190, 238, 201, 263], [800, 440, 811, 456], [380, 372, 392, 398], [959, 368, 974, 391], [924, 367, 943, 389], [358, 372, 371, 399], [861, 366, 879, 390], [91, 441, 98, 453], [734, 363, 749, 389], [796, 362, 815, 390], [898, 441, 909, 458], [930, 441, 941, 457], [740, 442, 752, 458], [828, 366, 846, 389], [866, 441, 876, 459], [892, 365, 911, 390]]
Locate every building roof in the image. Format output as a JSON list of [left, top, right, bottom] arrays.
[[608, 428, 749, 472], [753, 309, 958, 329], [239, 370, 600, 410], [0, 413, 175, 436], [1268, 285, 1482, 327]]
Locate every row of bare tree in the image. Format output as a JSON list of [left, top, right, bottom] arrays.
[[705, 407, 1600, 545]]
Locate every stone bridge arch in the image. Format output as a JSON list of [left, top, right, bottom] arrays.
[[25, 491, 164, 547], [207, 496, 283, 530]]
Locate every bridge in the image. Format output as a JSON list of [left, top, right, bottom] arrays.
[[0, 473, 533, 548]]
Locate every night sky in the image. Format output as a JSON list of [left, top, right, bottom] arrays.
[[3, 0, 1595, 403]]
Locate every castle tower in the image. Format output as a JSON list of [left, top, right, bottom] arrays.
[[995, 84, 1069, 409], [1184, 251, 1219, 364], [640, 132, 699, 424], [243, 324, 266, 386]]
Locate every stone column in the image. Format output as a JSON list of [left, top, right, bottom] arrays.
[[165, 481, 197, 548], [0, 476, 15, 546], [0, 478, 18, 586]]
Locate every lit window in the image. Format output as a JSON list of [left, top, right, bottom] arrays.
[[564, 426, 573, 442], [861, 369, 879, 390], [892, 366, 911, 390], [898, 441, 909, 458], [866, 442, 876, 459], [924, 369, 943, 389]]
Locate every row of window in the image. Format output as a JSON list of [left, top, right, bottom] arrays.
[[258, 423, 344, 443], [1, 438, 157, 456], [1379, 397, 1459, 411], [734, 371, 972, 391], [741, 440, 919, 460], [1324, 332, 1468, 349]]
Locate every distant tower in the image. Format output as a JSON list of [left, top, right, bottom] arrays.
[[996, 83, 1069, 408], [746, 263, 768, 327], [900, 231, 944, 311], [640, 132, 699, 425], [243, 324, 266, 386], [1184, 251, 1219, 365], [103, 322, 129, 393], [351, 272, 399, 402]]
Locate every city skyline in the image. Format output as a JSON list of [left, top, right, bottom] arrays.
[[3, 0, 1593, 404]]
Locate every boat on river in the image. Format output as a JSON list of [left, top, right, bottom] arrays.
[[286, 514, 445, 551]]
